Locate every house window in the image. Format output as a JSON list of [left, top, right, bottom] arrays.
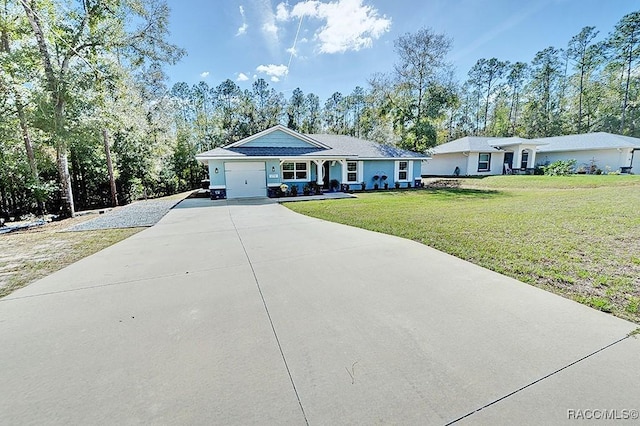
[[398, 161, 408, 181], [282, 161, 308, 180], [521, 150, 529, 169], [478, 153, 491, 172], [346, 161, 359, 183]]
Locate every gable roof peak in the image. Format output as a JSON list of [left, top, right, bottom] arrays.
[[225, 125, 330, 149]]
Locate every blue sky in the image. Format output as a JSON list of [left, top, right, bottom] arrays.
[[164, 0, 639, 100]]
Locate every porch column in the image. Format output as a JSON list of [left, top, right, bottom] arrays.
[[313, 160, 324, 185], [513, 148, 522, 170], [529, 148, 537, 169]]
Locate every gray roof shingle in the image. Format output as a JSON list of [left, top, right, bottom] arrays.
[[430, 137, 503, 154], [308, 134, 427, 158], [535, 132, 640, 152], [431, 132, 640, 155], [196, 132, 427, 159]]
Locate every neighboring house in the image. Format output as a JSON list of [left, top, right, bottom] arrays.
[[534, 132, 640, 173], [195, 125, 426, 199], [424, 136, 543, 176], [424, 132, 640, 176]]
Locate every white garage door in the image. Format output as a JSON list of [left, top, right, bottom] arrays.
[[224, 162, 267, 198]]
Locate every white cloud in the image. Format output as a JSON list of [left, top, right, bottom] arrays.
[[290, 1, 321, 18], [237, 72, 249, 81], [271, 76, 280, 82], [237, 5, 248, 36], [275, 2, 289, 21], [282, 0, 391, 54], [262, 22, 278, 37], [256, 64, 289, 80], [200, 71, 210, 78], [256, 0, 280, 49]]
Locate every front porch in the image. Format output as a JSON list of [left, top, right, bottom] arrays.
[[271, 158, 361, 196], [501, 144, 540, 175]]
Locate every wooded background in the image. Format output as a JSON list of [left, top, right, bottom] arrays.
[[1, 1, 638, 218]]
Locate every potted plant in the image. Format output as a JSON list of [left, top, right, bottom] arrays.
[[360, 182, 366, 190], [395, 181, 400, 189], [384, 182, 389, 189], [313, 182, 323, 195], [279, 183, 288, 197], [303, 184, 311, 196], [374, 183, 379, 190], [290, 184, 298, 196], [330, 179, 340, 192]]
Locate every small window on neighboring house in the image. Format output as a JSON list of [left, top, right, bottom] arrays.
[[478, 153, 491, 172], [282, 161, 308, 180], [346, 161, 358, 183], [398, 161, 408, 181], [521, 150, 529, 169]]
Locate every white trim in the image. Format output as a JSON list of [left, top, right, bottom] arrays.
[[356, 157, 428, 160], [225, 125, 331, 149], [478, 153, 491, 172], [209, 185, 226, 189], [344, 160, 360, 184], [281, 160, 310, 181], [395, 160, 411, 182], [196, 155, 352, 162], [357, 161, 364, 183]]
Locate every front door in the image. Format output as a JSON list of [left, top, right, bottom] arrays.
[[323, 162, 330, 189], [504, 152, 514, 174]]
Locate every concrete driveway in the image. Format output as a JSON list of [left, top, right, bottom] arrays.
[[1, 198, 638, 425]]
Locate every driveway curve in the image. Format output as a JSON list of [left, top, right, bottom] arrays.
[[1, 198, 638, 425]]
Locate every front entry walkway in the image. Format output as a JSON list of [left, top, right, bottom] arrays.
[[1, 199, 638, 425]]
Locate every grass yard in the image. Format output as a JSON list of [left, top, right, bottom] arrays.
[[0, 216, 143, 298], [286, 175, 640, 323]]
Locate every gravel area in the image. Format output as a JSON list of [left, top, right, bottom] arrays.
[[66, 199, 183, 231]]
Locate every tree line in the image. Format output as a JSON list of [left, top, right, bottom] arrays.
[[1, 2, 638, 219]]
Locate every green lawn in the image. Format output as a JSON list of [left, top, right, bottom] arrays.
[[286, 175, 640, 323]]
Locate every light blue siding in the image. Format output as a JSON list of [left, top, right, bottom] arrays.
[[242, 130, 316, 148], [208, 160, 225, 188], [265, 159, 281, 187], [208, 158, 423, 190], [363, 160, 394, 188], [329, 161, 342, 184], [413, 160, 423, 180], [361, 159, 422, 188]]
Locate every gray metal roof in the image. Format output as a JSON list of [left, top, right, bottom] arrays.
[[535, 132, 640, 152]]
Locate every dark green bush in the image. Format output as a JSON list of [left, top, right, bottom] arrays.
[[542, 159, 576, 176]]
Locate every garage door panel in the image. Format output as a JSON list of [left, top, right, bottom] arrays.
[[225, 162, 266, 198], [225, 162, 266, 172]]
